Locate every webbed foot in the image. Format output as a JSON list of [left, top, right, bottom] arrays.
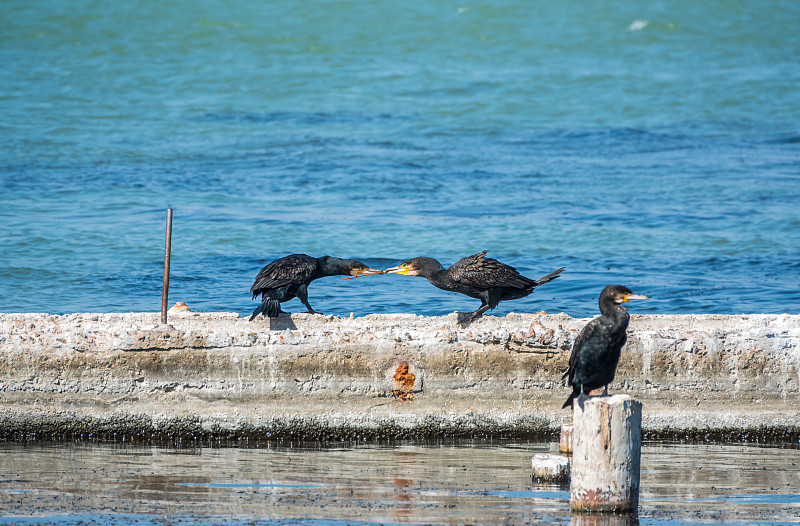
[[456, 311, 484, 327]]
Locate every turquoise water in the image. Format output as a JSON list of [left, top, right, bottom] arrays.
[[1, 1, 799, 317]]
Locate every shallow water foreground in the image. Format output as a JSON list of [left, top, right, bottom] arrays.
[[0, 440, 798, 525]]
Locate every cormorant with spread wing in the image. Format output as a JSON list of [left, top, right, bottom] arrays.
[[562, 285, 649, 409], [383, 250, 565, 325], [249, 254, 381, 320]]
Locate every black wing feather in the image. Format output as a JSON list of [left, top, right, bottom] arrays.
[[250, 254, 318, 297], [450, 251, 532, 290], [563, 317, 600, 385]]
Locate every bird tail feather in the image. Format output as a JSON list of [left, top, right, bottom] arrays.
[[533, 267, 566, 287], [249, 298, 281, 321]]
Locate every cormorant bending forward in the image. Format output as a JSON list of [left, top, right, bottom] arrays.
[[383, 250, 565, 325], [562, 284, 649, 409], [249, 254, 381, 320]]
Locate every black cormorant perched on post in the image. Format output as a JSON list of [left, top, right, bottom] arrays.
[[562, 285, 649, 409], [383, 250, 565, 325], [249, 254, 381, 320]]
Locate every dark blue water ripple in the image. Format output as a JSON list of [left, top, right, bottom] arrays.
[[195, 111, 409, 126], [1, 0, 799, 317]]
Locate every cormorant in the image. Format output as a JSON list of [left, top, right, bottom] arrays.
[[249, 254, 381, 320], [383, 250, 565, 325], [562, 285, 649, 409]]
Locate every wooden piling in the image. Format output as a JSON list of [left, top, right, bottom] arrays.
[[570, 512, 639, 525], [531, 453, 570, 483], [560, 424, 574, 454], [570, 394, 642, 513]]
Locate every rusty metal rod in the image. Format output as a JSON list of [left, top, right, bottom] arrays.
[[160, 208, 173, 325]]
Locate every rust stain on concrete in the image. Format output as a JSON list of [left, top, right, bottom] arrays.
[[392, 361, 416, 401]]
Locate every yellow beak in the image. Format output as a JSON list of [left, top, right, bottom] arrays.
[[356, 267, 384, 276], [383, 265, 411, 276], [623, 293, 650, 302]]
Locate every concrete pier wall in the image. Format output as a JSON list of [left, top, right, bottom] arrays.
[[1, 312, 798, 440]]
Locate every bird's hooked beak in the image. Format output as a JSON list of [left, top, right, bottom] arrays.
[[352, 267, 383, 277], [340, 267, 384, 280], [622, 293, 650, 302], [383, 264, 414, 276]]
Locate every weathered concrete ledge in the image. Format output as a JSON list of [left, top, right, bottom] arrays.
[[1, 312, 798, 441]]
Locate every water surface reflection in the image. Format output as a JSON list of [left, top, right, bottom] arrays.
[[0, 440, 797, 525]]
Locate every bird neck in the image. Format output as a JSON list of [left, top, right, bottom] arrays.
[[316, 257, 352, 277], [425, 268, 451, 288], [599, 298, 630, 324]]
